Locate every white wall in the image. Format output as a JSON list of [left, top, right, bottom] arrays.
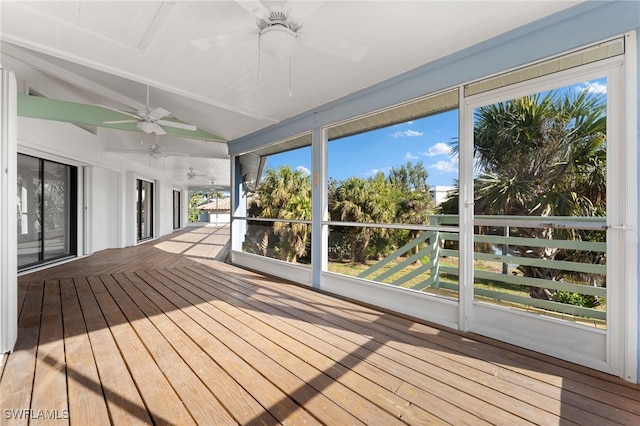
[[92, 167, 122, 251], [16, 116, 187, 254]]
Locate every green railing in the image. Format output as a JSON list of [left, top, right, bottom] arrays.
[[358, 215, 607, 321]]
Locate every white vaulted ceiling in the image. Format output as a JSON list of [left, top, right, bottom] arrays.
[[0, 0, 583, 190]]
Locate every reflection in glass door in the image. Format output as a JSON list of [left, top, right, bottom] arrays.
[[136, 179, 153, 241]]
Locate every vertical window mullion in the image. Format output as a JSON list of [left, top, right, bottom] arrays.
[[38, 159, 44, 262]]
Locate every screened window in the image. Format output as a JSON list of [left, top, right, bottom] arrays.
[[236, 134, 312, 265], [325, 90, 460, 299]]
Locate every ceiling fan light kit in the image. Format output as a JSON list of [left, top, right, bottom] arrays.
[[137, 120, 165, 135], [260, 25, 299, 59]]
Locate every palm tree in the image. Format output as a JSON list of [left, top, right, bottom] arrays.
[[248, 165, 312, 263], [472, 90, 606, 218], [441, 87, 607, 298], [329, 176, 393, 263]]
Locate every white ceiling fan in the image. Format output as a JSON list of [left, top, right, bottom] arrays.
[[107, 145, 228, 159], [149, 143, 169, 159], [102, 86, 197, 135], [186, 167, 209, 180], [191, 0, 368, 62], [107, 132, 228, 160]]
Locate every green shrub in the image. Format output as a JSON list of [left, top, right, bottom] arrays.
[[553, 290, 601, 308]]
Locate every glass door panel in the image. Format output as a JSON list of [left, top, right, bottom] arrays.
[[471, 78, 607, 327], [137, 179, 153, 241], [17, 155, 42, 267], [43, 161, 73, 260]]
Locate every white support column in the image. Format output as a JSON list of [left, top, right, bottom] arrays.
[[459, 86, 473, 333], [182, 189, 188, 228], [311, 127, 327, 289], [154, 179, 161, 238], [231, 156, 247, 254], [0, 69, 18, 353], [622, 30, 638, 384], [126, 171, 136, 247], [83, 165, 94, 255]]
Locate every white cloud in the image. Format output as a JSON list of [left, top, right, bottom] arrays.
[[365, 167, 391, 176], [404, 152, 418, 160], [390, 129, 424, 138], [578, 81, 607, 95], [429, 158, 458, 173], [296, 166, 311, 176], [420, 142, 451, 157]]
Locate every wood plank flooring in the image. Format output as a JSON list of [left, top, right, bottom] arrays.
[[2, 224, 639, 425]]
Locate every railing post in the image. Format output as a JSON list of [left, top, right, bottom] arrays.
[[502, 225, 509, 275], [431, 215, 440, 288]]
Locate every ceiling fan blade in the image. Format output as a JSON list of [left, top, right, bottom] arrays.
[[151, 123, 167, 135], [107, 148, 154, 154], [299, 30, 368, 62], [96, 104, 141, 118], [235, 0, 271, 21], [147, 107, 171, 121], [154, 125, 226, 142], [285, 0, 325, 24], [103, 119, 138, 125], [191, 29, 257, 50], [18, 94, 137, 126], [157, 119, 197, 131]]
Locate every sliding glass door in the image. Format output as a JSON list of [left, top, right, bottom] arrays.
[[173, 190, 181, 230], [17, 154, 77, 270], [136, 179, 154, 241]]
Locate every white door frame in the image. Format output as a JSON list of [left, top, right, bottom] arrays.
[[460, 49, 637, 380], [0, 69, 18, 354]]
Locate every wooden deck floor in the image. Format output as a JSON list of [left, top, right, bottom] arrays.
[[2, 225, 640, 425]]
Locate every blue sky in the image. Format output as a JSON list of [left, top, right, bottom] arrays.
[[263, 109, 460, 188], [261, 77, 607, 189]]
